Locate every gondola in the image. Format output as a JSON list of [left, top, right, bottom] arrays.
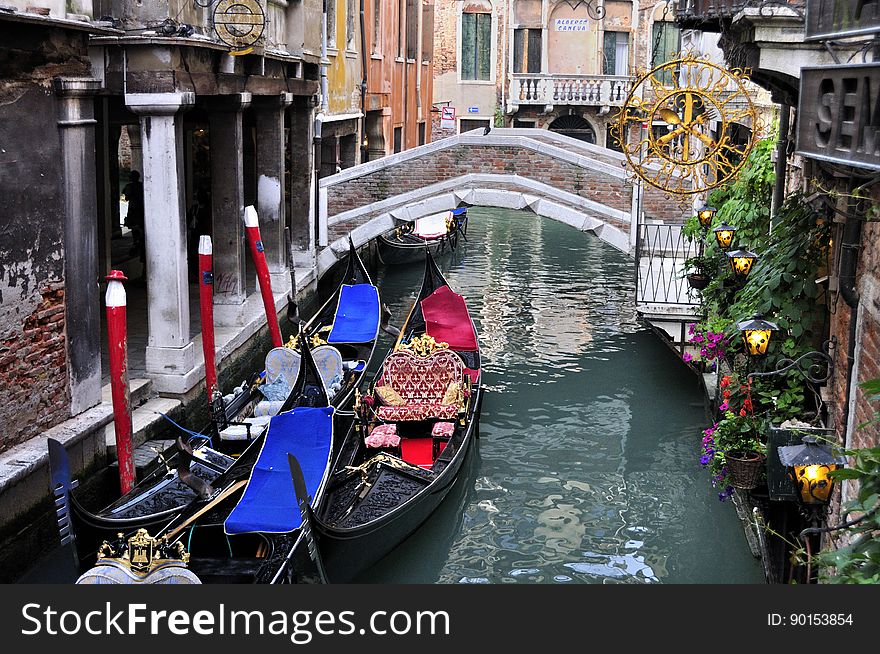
[[376, 207, 468, 265], [312, 250, 482, 582], [50, 239, 382, 568]]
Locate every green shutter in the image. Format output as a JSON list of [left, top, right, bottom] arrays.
[[603, 32, 616, 76], [477, 13, 491, 80], [462, 13, 476, 79]]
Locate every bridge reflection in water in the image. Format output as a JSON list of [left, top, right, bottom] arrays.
[[357, 207, 762, 584]]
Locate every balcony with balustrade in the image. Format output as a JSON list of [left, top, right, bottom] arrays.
[[509, 74, 633, 112]]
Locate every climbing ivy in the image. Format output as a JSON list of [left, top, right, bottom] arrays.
[[686, 136, 832, 422]]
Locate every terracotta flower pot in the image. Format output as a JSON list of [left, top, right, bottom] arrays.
[[725, 450, 765, 490]]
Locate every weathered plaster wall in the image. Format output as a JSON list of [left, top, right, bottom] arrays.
[[0, 25, 87, 452]]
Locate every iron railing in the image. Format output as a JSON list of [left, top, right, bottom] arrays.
[[636, 223, 703, 308]]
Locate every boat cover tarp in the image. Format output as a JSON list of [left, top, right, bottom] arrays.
[[327, 283, 380, 344], [224, 406, 334, 535], [414, 212, 449, 239], [422, 285, 478, 351]]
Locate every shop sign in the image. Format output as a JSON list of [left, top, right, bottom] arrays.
[[796, 64, 880, 170]]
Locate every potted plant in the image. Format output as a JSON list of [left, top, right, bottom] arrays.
[[683, 253, 715, 290], [701, 409, 767, 495]]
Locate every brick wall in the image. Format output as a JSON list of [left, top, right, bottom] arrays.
[[327, 143, 635, 215], [0, 283, 70, 453]]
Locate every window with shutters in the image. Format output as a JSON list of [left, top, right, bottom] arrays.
[[461, 4, 493, 81], [513, 28, 542, 74], [406, 0, 418, 60], [651, 18, 680, 85], [602, 32, 629, 76]]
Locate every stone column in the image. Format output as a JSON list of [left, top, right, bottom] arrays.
[[287, 96, 317, 269], [207, 93, 251, 326], [253, 93, 293, 294], [126, 124, 143, 174], [55, 77, 103, 415], [125, 92, 195, 379]]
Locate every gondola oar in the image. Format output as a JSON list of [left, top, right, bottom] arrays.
[[285, 227, 304, 327], [287, 453, 328, 584], [380, 302, 400, 338]]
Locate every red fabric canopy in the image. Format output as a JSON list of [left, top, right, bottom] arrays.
[[421, 286, 478, 351]]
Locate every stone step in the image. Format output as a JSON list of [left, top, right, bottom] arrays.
[[105, 396, 183, 459], [101, 377, 153, 410]]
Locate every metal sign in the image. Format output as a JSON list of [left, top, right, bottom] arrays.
[[213, 0, 266, 54], [796, 64, 880, 170], [613, 52, 759, 196], [468, 106, 479, 113], [441, 106, 456, 129], [805, 0, 880, 40]]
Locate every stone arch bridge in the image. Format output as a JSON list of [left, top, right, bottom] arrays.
[[316, 128, 688, 271], [316, 128, 700, 348]]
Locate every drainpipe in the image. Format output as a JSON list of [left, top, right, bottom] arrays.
[[360, 0, 368, 160], [321, 0, 329, 116], [839, 198, 863, 449], [770, 103, 790, 233]]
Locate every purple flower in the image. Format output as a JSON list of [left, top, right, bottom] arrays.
[[719, 401, 729, 411], [683, 352, 693, 363], [700, 454, 711, 465], [718, 486, 735, 502]]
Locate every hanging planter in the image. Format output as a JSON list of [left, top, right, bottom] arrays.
[[725, 450, 766, 490], [686, 273, 711, 290]]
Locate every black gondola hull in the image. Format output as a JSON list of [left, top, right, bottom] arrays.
[[376, 233, 452, 266], [315, 386, 482, 582]]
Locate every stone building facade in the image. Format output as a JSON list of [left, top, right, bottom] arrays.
[[432, 0, 689, 148]]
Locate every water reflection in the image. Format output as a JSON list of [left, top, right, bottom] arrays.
[[358, 207, 762, 584]]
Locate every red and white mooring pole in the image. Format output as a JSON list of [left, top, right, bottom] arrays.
[[105, 270, 135, 495], [244, 205, 283, 348], [198, 235, 219, 400]]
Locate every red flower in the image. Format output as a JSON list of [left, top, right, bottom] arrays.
[[743, 398, 753, 412], [723, 390, 731, 399], [720, 376, 731, 388], [740, 408, 747, 417]]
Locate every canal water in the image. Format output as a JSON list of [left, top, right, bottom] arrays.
[[18, 207, 762, 584], [356, 207, 763, 584]]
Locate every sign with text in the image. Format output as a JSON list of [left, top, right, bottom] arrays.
[[805, 0, 880, 40], [554, 18, 591, 32], [440, 106, 456, 130], [796, 64, 880, 170]]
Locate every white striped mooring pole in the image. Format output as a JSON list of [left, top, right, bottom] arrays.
[[244, 205, 283, 348], [105, 270, 135, 494]]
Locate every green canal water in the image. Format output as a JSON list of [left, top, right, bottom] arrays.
[[18, 207, 762, 584], [356, 207, 763, 584]]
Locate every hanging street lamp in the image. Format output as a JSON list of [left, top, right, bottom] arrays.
[[737, 314, 779, 358], [697, 205, 717, 229], [777, 435, 845, 507], [727, 248, 758, 281], [712, 223, 737, 251]]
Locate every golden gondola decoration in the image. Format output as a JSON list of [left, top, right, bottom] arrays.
[[612, 51, 760, 197], [76, 529, 201, 584]]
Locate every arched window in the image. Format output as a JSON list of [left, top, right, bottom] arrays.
[[461, 1, 493, 81]]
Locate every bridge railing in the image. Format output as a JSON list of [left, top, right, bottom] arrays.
[[636, 223, 703, 308], [510, 73, 633, 108]]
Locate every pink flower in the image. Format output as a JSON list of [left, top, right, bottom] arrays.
[[719, 401, 729, 411], [683, 352, 693, 362]]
